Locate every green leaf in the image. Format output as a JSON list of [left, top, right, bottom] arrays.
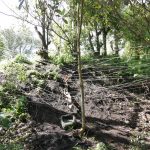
[[56, 9, 65, 16], [62, 18, 68, 24], [55, 9, 62, 15]]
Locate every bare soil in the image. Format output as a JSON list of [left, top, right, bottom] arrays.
[[1, 62, 150, 150]]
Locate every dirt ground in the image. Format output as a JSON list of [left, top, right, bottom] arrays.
[[1, 63, 150, 150]]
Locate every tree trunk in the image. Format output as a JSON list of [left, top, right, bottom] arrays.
[[88, 32, 94, 52], [35, 26, 49, 60], [103, 29, 107, 56], [95, 23, 103, 55], [77, 0, 85, 134], [71, 1, 78, 60], [95, 25, 101, 55], [73, 39, 78, 59], [96, 33, 101, 55], [114, 31, 120, 56], [41, 10, 49, 60]]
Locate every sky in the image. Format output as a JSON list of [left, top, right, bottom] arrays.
[[0, 0, 20, 28]]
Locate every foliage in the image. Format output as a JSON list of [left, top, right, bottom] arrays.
[[0, 60, 28, 128], [52, 53, 73, 65], [3, 62, 28, 85], [81, 54, 98, 64], [14, 54, 32, 65], [123, 44, 150, 77], [122, 4, 150, 46], [19, 0, 66, 59], [0, 26, 39, 59], [0, 83, 27, 128], [130, 131, 150, 150], [49, 71, 60, 80], [0, 144, 23, 150], [126, 58, 150, 77], [94, 142, 108, 150], [1, 0, 150, 148], [0, 36, 5, 60], [0, 82, 19, 109], [0, 113, 11, 128]]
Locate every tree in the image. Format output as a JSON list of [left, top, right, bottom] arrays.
[[0, 26, 39, 59], [83, 0, 123, 56], [19, 0, 69, 60], [77, 0, 85, 134], [118, 1, 150, 59]]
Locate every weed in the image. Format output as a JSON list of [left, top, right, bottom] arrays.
[[49, 71, 60, 80], [130, 131, 149, 150], [14, 55, 32, 65], [4, 62, 27, 84], [52, 53, 73, 65], [0, 144, 23, 150]]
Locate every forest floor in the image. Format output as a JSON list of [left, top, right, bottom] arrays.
[[0, 61, 150, 150]]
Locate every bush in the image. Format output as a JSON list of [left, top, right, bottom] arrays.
[[14, 55, 32, 65], [4, 62, 27, 85], [0, 95, 27, 128], [0, 82, 20, 109], [0, 81, 27, 128], [94, 143, 108, 150], [49, 71, 60, 80], [0, 113, 11, 128], [81, 54, 95, 64], [0, 144, 23, 150], [52, 53, 73, 65]]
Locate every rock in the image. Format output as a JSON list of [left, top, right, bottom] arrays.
[[61, 114, 76, 130], [0, 126, 5, 135]]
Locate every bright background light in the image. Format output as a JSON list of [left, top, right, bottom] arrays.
[[0, 0, 20, 28]]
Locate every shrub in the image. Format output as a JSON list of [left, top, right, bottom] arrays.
[[0, 95, 27, 128], [0, 82, 19, 109], [0, 144, 23, 150], [14, 55, 32, 65], [4, 62, 27, 85], [52, 53, 73, 65], [0, 113, 11, 128], [49, 71, 60, 80], [94, 143, 108, 150]]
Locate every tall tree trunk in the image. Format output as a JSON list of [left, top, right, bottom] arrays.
[[77, 0, 85, 134], [71, 1, 78, 60], [88, 32, 94, 52], [41, 9, 49, 60], [114, 31, 119, 56], [96, 33, 100, 55], [95, 24, 101, 55], [35, 26, 49, 60], [103, 29, 107, 56]]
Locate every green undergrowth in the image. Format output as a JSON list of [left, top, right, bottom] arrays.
[[14, 55, 32, 65], [0, 83, 27, 128], [3, 62, 28, 85], [81, 54, 150, 78], [0, 144, 24, 150], [0, 58, 31, 129], [50, 53, 74, 66], [27, 68, 60, 85], [129, 131, 150, 150], [0, 56, 62, 129]]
